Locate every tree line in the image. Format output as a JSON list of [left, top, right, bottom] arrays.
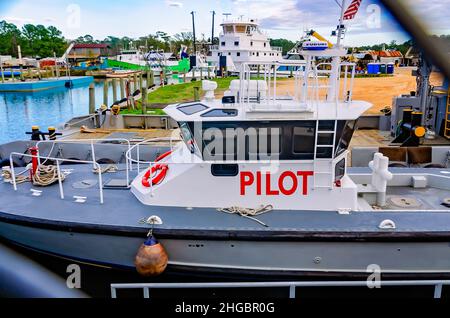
[[0, 21, 67, 58], [2, 20, 446, 59]]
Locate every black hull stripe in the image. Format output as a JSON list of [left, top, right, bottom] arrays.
[[1, 211, 450, 242]]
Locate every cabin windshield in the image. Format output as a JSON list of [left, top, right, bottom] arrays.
[[182, 120, 355, 162], [223, 25, 234, 33], [235, 25, 247, 33]]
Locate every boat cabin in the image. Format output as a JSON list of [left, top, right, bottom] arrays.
[[132, 49, 372, 211]]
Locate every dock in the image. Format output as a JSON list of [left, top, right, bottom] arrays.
[[0, 76, 94, 92]]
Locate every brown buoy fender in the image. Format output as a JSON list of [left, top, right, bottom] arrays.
[[135, 236, 168, 277]]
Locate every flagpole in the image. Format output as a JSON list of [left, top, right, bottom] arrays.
[[336, 0, 347, 47], [328, 0, 347, 102]]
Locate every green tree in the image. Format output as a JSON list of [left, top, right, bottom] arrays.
[[269, 38, 296, 55], [0, 20, 22, 56]]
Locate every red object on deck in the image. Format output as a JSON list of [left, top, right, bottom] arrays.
[[29, 147, 39, 180]]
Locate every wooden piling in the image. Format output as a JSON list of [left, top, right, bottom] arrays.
[[133, 73, 138, 92], [194, 87, 200, 102], [120, 78, 125, 99], [0, 61, 4, 83], [141, 86, 147, 115], [103, 80, 109, 106], [147, 70, 154, 87], [139, 74, 144, 91], [89, 83, 96, 114], [112, 78, 118, 102]]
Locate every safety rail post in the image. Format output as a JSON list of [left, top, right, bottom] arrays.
[[9, 154, 17, 191], [90, 141, 96, 170], [8, 152, 105, 204], [289, 285, 296, 299], [434, 283, 443, 299], [97, 162, 104, 204], [143, 287, 150, 299], [56, 159, 64, 200]]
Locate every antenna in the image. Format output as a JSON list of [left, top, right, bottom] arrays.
[[223, 13, 232, 21], [211, 11, 216, 45], [191, 11, 197, 55]]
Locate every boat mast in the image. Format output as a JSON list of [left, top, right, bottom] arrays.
[[191, 11, 197, 56], [327, 0, 347, 102]]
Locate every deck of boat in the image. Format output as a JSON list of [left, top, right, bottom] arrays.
[[1, 164, 450, 239]]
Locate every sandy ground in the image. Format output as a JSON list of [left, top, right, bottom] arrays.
[[275, 67, 444, 115]]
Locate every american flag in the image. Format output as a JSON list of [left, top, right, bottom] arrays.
[[343, 0, 363, 20]]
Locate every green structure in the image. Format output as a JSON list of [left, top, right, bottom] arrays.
[[106, 59, 149, 71]]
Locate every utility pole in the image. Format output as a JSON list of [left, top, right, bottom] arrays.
[[211, 11, 216, 45], [191, 11, 197, 55]]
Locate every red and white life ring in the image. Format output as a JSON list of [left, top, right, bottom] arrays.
[[155, 150, 173, 163], [142, 164, 169, 187]]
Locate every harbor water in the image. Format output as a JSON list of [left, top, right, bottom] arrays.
[[0, 79, 153, 144]]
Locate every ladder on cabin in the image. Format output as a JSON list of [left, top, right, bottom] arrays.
[[445, 89, 450, 139], [313, 121, 337, 189]]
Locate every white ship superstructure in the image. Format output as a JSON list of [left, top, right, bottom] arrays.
[[207, 18, 283, 69]]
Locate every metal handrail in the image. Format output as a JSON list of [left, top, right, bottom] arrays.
[[9, 152, 105, 204], [36, 138, 134, 186], [111, 280, 449, 299]]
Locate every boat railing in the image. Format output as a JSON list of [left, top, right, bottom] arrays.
[[272, 46, 283, 52], [36, 138, 134, 186], [238, 61, 306, 110], [125, 137, 182, 189], [110, 280, 449, 299], [8, 152, 105, 204]]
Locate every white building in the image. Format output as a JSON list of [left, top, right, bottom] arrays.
[[207, 18, 283, 70]]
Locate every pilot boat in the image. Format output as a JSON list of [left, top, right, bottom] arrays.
[[1, 21, 450, 279]]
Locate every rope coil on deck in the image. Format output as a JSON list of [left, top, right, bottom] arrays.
[[33, 165, 65, 186], [2, 165, 65, 187], [217, 205, 274, 227], [92, 164, 119, 174], [1, 167, 30, 184]]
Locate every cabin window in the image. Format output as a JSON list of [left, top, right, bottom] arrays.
[[250, 41, 253, 46], [256, 52, 259, 57], [211, 164, 239, 177], [224, 26, 234, 33], [234, 41, 239, 46], [335, 158, 346, 182], [201, 109, 238, 118], [236, 25, 246, 33], [195, 123, 282, 161], [221, 42, 226, 46], [237, 52, 241, 57], [292, 125, 315, 156], [228, 52, 231, 56], [218, 53, 221, 56], [178, 103, 209, 115], [318, 120, 335, 131], [318, 133, 334, 146], [264, 43, 267, 47], [335, 121, 357, 156], [179, 122, 196, 153]]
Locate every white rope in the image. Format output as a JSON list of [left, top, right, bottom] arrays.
[[33, 165, 65, 187], [92, 164, 119, 174], [1, 167, 30, 184], [217, 205, 273, 227]]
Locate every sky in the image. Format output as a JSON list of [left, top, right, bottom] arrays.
[[0, 0, 449, 46]]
